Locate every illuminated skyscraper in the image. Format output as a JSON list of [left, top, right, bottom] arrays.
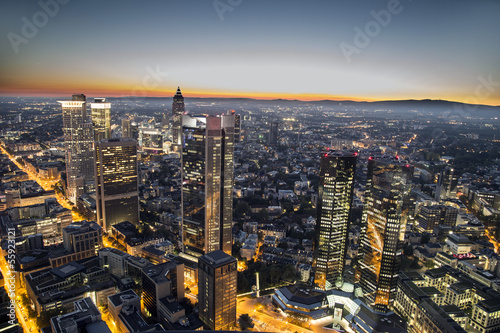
[[94, 138, 139, 231], [198, 250, 237, 331], [59, 94, 95, 203], [356, 156, 413, 312], [91, 98, 111, 141], [269, 121, 278, 145], [435, 166, 458, 201], [314, 150, 357, 290], [181, 114, 234, 258], [171, 87, 185, 150]]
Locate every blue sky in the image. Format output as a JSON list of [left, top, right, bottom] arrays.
[[1, 0, 499, 104]]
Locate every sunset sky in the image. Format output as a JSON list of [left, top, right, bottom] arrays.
[[1, 0, 499, 105]]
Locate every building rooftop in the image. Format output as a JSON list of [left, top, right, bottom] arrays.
[[200, 250, 236, 267]]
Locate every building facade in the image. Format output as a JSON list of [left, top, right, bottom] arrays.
[[95, 138, 139, 231], [171, 87, 185, 150], [59, 94, 95, 203], [357, 156, 413, 312], [314, 150, 357, 290], [181, 114, 234, 257], [91, 98, 111, 141], [198, 250, 237, 331]]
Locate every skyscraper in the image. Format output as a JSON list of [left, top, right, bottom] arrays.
[[121, 118, 131, 138], [435, 166, 458, 201], [314, 150, 357, 290], [181, 114, 234, 258], [59, 94, 95, 203], [171, 87, 185, 150], [91, 98, 111, 141], [269, 121, 278, 145], [94, 138, 139, 231], [198, 250, 237, 331], [356, 156, 413, 312]]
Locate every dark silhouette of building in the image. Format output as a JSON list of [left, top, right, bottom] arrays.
[[268, 121, 278, 145], [198, 250, 237, 331], [314, 150, 357, 290], [435, 166, 459, 201]]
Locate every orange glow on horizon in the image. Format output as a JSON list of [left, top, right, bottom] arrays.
[[1, 85, 499, 106]]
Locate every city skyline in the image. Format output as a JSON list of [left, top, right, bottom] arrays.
[[1, 0, 500, 105]]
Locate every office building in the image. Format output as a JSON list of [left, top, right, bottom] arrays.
[[59, 94, 95, 203], [95, 138, 139, 231], [417, 205, 458, 232], [141, 261, 185, 319], [356, 156, 413, 312], [139, 127, 163, 154], [91, 98, 111, 141], [172, 86, 185, 150], [314, 150, 357, 290], [62, 220, 103, 254], [198, 250, 237, 331], [181, 114, 234, 257], [436, 166, 459, 201], [269, 121, 278, 145], [122, 118, 131, 138], [50, 297, 112, 333]]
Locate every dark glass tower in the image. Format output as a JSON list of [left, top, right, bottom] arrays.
[[94, 138, 139, 231], [172, 87, 185, 149], [59, 94, 95, 203], [268, 121, 278, 145], [181, 114, 234, 258], [314, 150, 357, 290], [356, 156, 413, 312], [198, 250, 237, 331], [435, 166, 458, 201]]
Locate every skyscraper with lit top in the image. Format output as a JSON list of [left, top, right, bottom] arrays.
[[59, 94, 95, 203], [91, 98, 111, 141], [94, 138, 139, 231], [356, 156, 413, 312], [313, 150, 357, 290], [171, 87, 185, 151], [181, 113, 234, 258]]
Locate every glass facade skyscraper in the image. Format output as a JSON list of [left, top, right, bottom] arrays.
[[356, 156, 413, 312], [90, 98, 111, 141], [94, 138, 139, 231], [181, 114, 234, 258], [172, 87, 185, 150], [314, 150, 357, 290], [59, 94, 95, 203]]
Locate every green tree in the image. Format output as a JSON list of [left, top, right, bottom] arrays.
[[425, 260, 435, 269], [238, 313, 254, 331]]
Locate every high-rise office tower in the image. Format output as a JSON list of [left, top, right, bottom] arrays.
[[435, 166, 458, 201], [269, 121, 278, 145], [198, 250, 237, 331], [94, 138, 139, 231], [356, 156, 413, 312], [91, 98, 111, 141], [314, 151, 357, 290], [181, 114, 234, 258], [59, 94, 95, 203], [171, 87, 185, 150], [122, 118, 131, 138], [229, 110, 241, 143]]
